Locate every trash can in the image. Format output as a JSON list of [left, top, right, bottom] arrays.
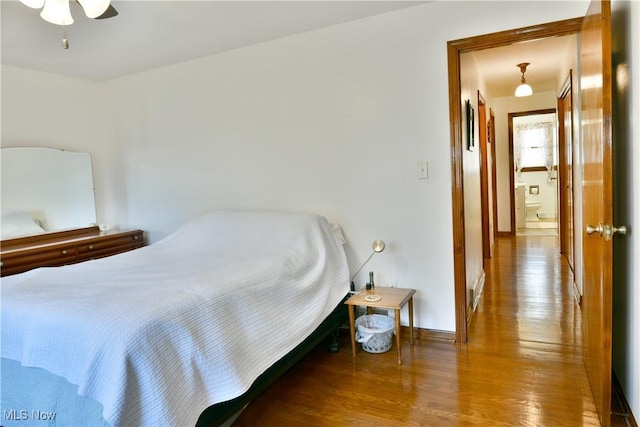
[[355, 314, 395, 353]]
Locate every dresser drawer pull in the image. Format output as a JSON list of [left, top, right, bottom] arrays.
[[61, 250, 68, 255], [133, 235, 139, 240], [88, 245, 94, 250]]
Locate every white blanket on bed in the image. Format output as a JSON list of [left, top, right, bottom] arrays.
[[1, 211, 349, 427]]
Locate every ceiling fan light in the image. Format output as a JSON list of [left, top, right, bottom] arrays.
[[515, 83, 533, 97], [40, 0, 74, 25], [19, 0, 45, 9], [78, 0, 110, 19]]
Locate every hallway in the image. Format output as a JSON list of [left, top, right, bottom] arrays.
[[234, 236, 606, 425], [468, 235, 600, 425]]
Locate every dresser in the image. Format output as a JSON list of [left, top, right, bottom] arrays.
[[0, 226, 144, 277]]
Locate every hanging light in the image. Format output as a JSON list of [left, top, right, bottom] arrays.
[[20, 0, 44, 8], [19, 0, 111, 25], [39, 0, 73, 26], [77, 0, 110, 19], [515, 62, 533, 97]]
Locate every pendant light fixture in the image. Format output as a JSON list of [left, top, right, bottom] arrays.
[[514, 62, 533, 97]]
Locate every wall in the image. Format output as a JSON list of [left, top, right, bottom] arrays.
[[1, 2, 591, 334], [460, 51, 486, 308], [0, 67, 111, 225], [519, 171, 557, 220]]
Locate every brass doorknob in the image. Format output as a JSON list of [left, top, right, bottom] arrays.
[[586, 223, 628, 241], [585, 224, 603, 236], [603, 224, 627, 241]]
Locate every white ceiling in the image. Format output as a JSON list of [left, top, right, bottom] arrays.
[[2, 0, 576, 96], [469, 35, 576, 98], [1, 0, 427, 81]]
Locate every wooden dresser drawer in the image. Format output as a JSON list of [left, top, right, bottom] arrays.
[[1, 244, 78, 276], [1, 227, 145, 277], [77, 231, 144, 261]]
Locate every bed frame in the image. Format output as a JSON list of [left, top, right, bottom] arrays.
[[196, 295, 348, 427]]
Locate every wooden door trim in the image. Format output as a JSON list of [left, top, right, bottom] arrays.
[[557, 70, 574, 263], [489, 109, 499, 254], [478, 91, 490, 263], [447, 17, 583, 343]]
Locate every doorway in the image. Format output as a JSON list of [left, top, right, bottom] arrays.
[[508, 109, 559, 237], [447, 7, 620, 427], [446, 17, 583, 344]]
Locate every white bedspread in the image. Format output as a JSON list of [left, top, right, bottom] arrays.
[[1, 210, 349, 427]]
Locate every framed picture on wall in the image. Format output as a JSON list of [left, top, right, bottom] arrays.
[[466, 99, 475, 151]]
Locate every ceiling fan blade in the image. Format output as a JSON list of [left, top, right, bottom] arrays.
[[94, 4, 118, 19]]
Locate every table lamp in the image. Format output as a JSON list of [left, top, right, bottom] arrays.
[[350, 239, 385, 293]]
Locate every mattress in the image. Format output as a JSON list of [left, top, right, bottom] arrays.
[[1, 210, 350, 427]]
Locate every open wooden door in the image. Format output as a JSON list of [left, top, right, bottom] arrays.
[[580, 1, 622, 426]]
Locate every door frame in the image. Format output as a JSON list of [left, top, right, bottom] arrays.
[[447, 17, 583, 343], [489, 108, 499, 253], [477, 91, 490, 264]]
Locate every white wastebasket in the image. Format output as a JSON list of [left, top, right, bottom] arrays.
[[355, 314, 395, 353]]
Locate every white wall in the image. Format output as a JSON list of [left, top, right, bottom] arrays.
[[460, 51, 487, 305], [519, 171, 558, 220], [0, 67, 112, 225], [1, 1, 591, 334]]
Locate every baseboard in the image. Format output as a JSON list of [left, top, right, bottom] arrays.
[[466, 272, 486, 326], [612, 370, 638, 427], [497, 231, 512, 237], [472, 272, 486, 311], [403, 326, 455, 342], [572, 282, 582, 307]]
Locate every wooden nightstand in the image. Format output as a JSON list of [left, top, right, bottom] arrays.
[[344, 287, 416, 364]]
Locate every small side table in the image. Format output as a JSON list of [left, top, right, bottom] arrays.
[[344, 287, 416, 364]]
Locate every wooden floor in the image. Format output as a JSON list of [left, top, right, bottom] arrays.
[[233, 236, 623, 426]]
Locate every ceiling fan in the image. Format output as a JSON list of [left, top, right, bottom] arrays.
[[19, 0, 118, 49], [19, 0, 118, 26]]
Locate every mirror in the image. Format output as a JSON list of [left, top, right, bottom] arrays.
[[1, 147, 97, 239]]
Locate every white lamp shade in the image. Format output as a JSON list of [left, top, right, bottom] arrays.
[[515, 83, 533, 97], [77, 0, 110, 18], [19, 0, 45, 9], [40, 0, 74, 25]]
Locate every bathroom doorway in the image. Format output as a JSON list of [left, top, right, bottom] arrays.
[[507, 109, 559, 236]]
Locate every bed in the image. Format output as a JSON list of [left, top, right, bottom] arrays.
[[1, 210, 350, 427]]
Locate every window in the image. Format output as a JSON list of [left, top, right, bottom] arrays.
[[514, 116, 556, 173]]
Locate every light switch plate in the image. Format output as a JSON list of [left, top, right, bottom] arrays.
[[417, 161, 428, 179]]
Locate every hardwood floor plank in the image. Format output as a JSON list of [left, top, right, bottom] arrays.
[[233, 236, 611, 426]]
